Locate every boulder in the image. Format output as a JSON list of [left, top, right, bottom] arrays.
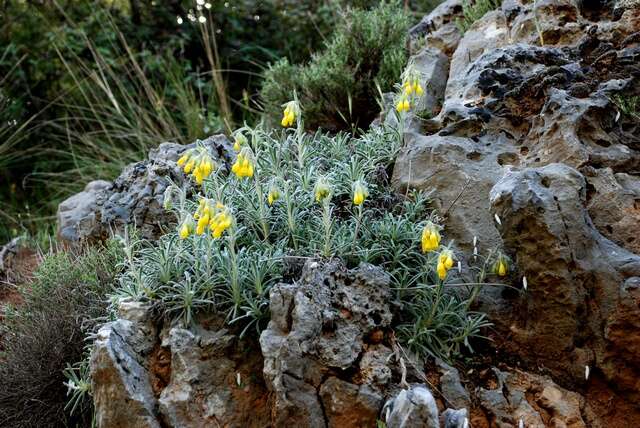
[[381, 385, 439, 428], [259, 260, 394, 427], [57, 135, 232, 243], [478, 368, 586, 428], [490, 163, 640, 396]]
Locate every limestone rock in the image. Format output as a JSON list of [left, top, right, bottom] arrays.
[[478, 368, 586, 428], [57, 135, 231, 243], [382, 385, 439, 428], [490, 163, 640, 395], [91, 319, 159, 428], [259, 260, 394, 427]]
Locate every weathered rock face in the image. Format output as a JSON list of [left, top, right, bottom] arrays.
[[490, 164, 640, 396], [91, 301, 271, 428], [57, 135, 232, 243], [477, 368, 586, 428], [259, 260, 394, 428], [393, 0, 640, 422]]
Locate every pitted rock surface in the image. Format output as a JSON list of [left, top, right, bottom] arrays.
[[57, 134, 232, 242]]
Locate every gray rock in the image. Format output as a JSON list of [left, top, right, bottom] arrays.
[[436, 359, 471, 410], [260, 259, 394, 427], [442, 408, 468, 428], [478, 367, 585, 428], [382, 384, 439, 428], [91, 319, 160, 428], [409, 0, 464, 40], [392, 134, 507, 252], [57, 180, 111, 242], [490, 163, 640, 396], [57, 135, 231, 243]]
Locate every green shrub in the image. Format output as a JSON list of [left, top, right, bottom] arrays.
[[0, 241, 123, 428], [111, 117, 492, 360], [455, 0, 502, 33], [260, 1, 410, 131]]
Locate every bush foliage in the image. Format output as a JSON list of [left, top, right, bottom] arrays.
[[260, 1, 410, 131], [110, 114, 491, 360], [0, 241, 123, 428]]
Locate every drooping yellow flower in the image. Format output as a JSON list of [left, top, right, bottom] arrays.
[[267, 184, 281, 206], [414, 81, 424, 96], [493, 255, 509, 277], [352, 181, 368, 206], [421, 222, 441, 253], [314, 177, 331, 203], [233, 132, 247, 152], [281, 100, 300, 127], [232, 148, 255, 179], [396, 97, 410, 113], [436, 249, 454, 280], [178, 217, 194, 239]]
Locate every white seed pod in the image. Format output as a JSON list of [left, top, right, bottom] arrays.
[[473, 236, 477, 247], [458, 261, 462, 273], [236, 372, 242, 386], [494, 213, 502, 225], [523, 276, 528, 291], [585, 365, 590, 380], [519, 418, 525, 428]]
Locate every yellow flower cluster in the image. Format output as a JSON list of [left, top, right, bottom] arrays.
[[314, 177, 331, 203], [402, 78, 424, 96], [177, 147, 216, 185], [281, 101, 298, 127], [421, 222, 441, 253], [231, 148, 255, 179], [437, 249, 454, 280], [352, 181, 368, 206], [179, 198, 233, 239], [493, 254, 509, 277], [396, 97, 410, 113]]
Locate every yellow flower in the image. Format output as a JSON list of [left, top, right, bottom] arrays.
[[178, 217, 194, 239], [314, 177, 331, 203], [281, 100, 299, 127], [209, 208, 233, 238], [352, 181, 368, 206], [233, 132, 247, 152], [396, 97, 410, 113], [268, 184, 280, 206], [184, 159, 195, 174], [232, 149, 255, 179], [436, 249, 454, 280], [421, 222, 441, 253], [403, 81, 413, 95], [414, 81, 424, 96], [177, 153, 190, 166], [493, 255, 509, 277]]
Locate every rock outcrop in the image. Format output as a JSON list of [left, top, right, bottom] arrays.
[[57, 135, 232, 243], [392, 0, 640, 423]]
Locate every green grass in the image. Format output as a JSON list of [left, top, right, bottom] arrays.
[[455, 0, 502, 33]]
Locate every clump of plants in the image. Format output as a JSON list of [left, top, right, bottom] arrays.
[[109, 96, 498, 362], [0, 241, 123, 428], [260, 1, 410, 132], [455, 0, 502, 33]]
